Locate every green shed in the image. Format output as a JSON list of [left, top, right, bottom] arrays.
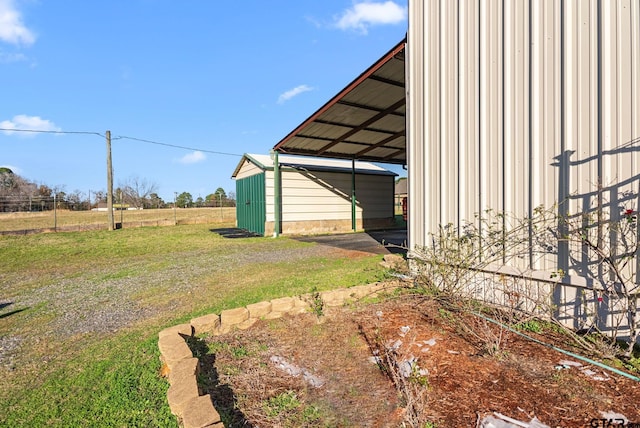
[[231, 153, 397, 237]]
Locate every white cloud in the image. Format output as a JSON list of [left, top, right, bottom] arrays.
[[334, 1, 407, 34], [0, 114, 61, 137], [0, 50, 26, 63], [278, 84, 314, 104], [177, 151, 206, 164], [305, 15, 322, 29], [0, 0, 36, 46]]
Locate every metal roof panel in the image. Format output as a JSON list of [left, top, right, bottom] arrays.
[[273, 39, 407, 165]]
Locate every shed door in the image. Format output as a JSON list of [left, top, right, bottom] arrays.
[[235, 173, 266, 236]]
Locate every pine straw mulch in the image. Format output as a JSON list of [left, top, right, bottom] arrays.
[[194, 293, 640, 428]]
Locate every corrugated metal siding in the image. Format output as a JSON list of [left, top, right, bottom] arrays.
[[235, 173, 266, 236], [234, 159, 263, 180], [408, 0, 640, 278], [264, 170, 275, 223], [266, 170, 394, 222], [352, 173, 395, 220]]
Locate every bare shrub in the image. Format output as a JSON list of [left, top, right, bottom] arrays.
[[410, 201, 640, 361], [359, 321, 430, 428]]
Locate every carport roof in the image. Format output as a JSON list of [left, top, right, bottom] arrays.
[[273, 38, 406, 165]]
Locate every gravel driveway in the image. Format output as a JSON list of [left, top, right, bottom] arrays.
[[0, 242, 340, 369]]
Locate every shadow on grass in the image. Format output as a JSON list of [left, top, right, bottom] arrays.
[[0, 302, 27, 319], [185, 336, 254, 427], [210, 228, 262, 239], [0, 308, 27, 319]]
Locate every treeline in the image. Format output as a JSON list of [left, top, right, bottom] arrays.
[[174, 188, 236, 209], [0, 168, 235, 213]]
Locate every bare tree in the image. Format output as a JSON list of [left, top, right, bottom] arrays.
[[119, 175, 158, 209], [93, 190, 106, 204], [0, 169, 40, 211], [66, 190, 83, 211], [37, 184, 52, 198]]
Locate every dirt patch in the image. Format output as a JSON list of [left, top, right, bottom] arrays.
[[197, 306, 402, 427], [198, 295, 640, 427]]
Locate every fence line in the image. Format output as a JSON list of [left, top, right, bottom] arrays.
[[0, 207, 237, 234]]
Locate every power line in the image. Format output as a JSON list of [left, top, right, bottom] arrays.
[[1, 127, 244, 157], [0, 128, 104, 137], [115, 135, 243, 157]]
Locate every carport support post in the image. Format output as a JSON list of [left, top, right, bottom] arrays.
[[272, 150, 281, 237], [351, 158, 356, 231]]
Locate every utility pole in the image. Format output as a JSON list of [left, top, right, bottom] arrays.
[[106, 130, 115, 231]]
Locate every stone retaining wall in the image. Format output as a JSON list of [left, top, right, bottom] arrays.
[[157, 281, 401, 428]]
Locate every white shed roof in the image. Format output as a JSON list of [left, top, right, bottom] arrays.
[[231, 153, 397, 178]]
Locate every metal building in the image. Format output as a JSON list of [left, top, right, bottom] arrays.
[[407, 1, 640, 332], [232, 154, 397, 236], [268, 1, 639, 337]]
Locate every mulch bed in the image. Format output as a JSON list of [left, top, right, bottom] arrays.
[[197, 294, 640, 427]]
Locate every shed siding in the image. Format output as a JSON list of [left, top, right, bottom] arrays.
[[265, 169, 393, 223], [235, 159, 263, 180], [408, 0, 640, 275], [264, 170, 276, 223]]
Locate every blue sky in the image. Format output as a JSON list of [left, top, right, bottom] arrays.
[[1, 0, 407, 202]]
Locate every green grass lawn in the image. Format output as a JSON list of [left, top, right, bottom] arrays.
[[0, 223, 387, 427]]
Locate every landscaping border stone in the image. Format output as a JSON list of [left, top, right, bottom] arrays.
[[157, 281, 404, 428]]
